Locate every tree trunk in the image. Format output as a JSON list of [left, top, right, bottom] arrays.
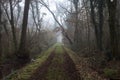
[[73, 0, 79, 51], [9, 0, 17, 51], [0, 3, 3, 79], [17, 0, 31, 65], [98, 0, 104, 51], [90, 0, 104, 51], [107, 0, 119, 60]]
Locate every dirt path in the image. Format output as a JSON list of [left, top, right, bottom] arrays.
[[29, 48, 56, 80], [29, 46, 80, 80]]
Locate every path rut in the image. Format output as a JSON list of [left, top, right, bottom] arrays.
[[29, 46, 80, 80]]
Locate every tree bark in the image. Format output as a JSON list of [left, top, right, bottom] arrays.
[[90, 0, 104, 51], [73, 0, 79, 51], [9, 0, 18, 51], [0, 3, 3, 79], [17, 0, 31, 65], [98, 0, 104, 51], [107, 0, 119, 59]]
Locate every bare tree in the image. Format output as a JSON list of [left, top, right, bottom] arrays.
[[9, 0, 18, 50], [39, 0, 73, 45], [1, 0, 21, 51], [30, 1, 43, 32], [90, 0, 104, 51], [17, 0, 31, 65], [98, 0, 104, 51], [73, 0, 80, 51], [0, 1, 3, 78], [106, 0, 119, 59]]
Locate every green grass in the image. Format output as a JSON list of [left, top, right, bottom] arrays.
[[45, 45, 70, 80], [4, 44, 72, 80], [4, 46, 55, 80], [55, 45, 63, 54]]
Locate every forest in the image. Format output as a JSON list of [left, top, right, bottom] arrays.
[[0, 0, 120, 80]]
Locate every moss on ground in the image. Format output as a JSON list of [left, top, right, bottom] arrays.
[[4, 46, 55, 80], [45, 46, 70, 80], [4, 44, 78, 80], [55, 45, 63, 53]]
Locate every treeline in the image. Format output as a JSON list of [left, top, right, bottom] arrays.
[[61, 0, 120, 60], [0, 0, 56, 78]]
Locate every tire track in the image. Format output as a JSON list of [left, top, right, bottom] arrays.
[[29, 47, 56, 80], [62, 47, 81, 80], [29, 46, 81, 80]]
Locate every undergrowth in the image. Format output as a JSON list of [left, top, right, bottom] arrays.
[[3, 46, 55, 80]]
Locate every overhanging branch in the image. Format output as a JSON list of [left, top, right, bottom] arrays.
[[39, 0, 73, 44]]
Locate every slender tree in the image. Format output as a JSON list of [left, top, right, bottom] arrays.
[[73, 0, 79, 51], [106, 0, 119, 59], [9, 0, 18, 51], [90, 0, 104, 51], [98, 0, 104, 51], [39, 0, 73, 45], [0, 2, 2, 78]]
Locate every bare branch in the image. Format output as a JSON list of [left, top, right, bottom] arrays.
[[39, 0, 73, 44]]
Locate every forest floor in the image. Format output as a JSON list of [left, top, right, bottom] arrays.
[[29, 45, 80, 80], [4, 44, 80, 80], [3, 43, 120, 80]]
